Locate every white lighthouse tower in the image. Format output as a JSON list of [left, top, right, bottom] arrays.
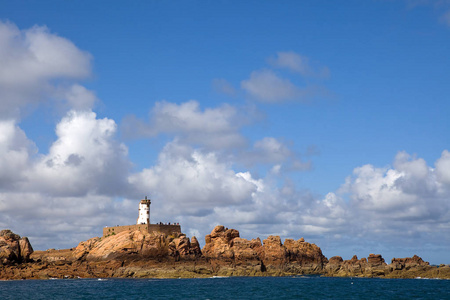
[[136, 196, 151, 225]]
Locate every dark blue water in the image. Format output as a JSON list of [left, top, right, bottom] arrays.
[[1, 276, 449, 299]]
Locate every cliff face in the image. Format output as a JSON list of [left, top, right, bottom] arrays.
[[0, 229, 33, 264], [202, 225, 327, 274]]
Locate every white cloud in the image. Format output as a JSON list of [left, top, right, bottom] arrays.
[[271, 150, 450, 262], [122, 101, 309, 173], [0, 21, 93, 119], [128, 140, 258, 215], [0, 119, 36, 188], [240, 69, 328, 103], [338, 150, 450, 229], [0, 21, 129, 249], [268, 51, 330, 78], [254, 137, 291, 161], [0, 109, 133, 249], [436, 150, 450, 185], [151, 100, 238, 135], [25, 110, 130, 197], [63, 84, 98, 111], [343, 164, 418, 213], [0, 192, 136, 249], [240, 137, 311, 171], [122, 100, 247, 150], [241, 69, 300, 102]]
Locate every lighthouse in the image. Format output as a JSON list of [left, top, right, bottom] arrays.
[[136, 196, 151, 224]]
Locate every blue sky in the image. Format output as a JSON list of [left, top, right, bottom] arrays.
[[0, 0, 449, 264]]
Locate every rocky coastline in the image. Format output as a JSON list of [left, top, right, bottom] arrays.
[[1, 227, 449, 280]]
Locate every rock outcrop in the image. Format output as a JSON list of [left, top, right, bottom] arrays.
[[324, 254, 387, 277], [0, 229, 33, 264], [284, 238, 328, 271], [390, 255, 429, 270], [2, 226, 450, 280], [323, 253, 443, 278], [70, 230, 202, 261], [202, 225, 327, 275]]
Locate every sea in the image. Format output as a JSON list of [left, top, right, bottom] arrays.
[[1, 276, 449, 299]]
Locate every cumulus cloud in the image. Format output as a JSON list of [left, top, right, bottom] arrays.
[[271, 150, 450, 262], [26, 110, 130, 197], [128, 140, 258, 216], [0, 119, 36, 188], [0, 109, 133, 248], [122, 100, 247, 150], [436, 150, 450, 184], [122, 100, 309, 174], [241, 69, 300, 102], [0, 192, 136, 249], [0, 21, 93, 119], [241, 69, 327, 103], [124, 148, 450, 264], [240, 137, 311, 171], [0, 21, 125, 248], [254, 137, 292, 163], [238, 51, 332, 103], [268, 51, 330, 78], [62, 84, 98, 111], [336, 151, 450, 236]]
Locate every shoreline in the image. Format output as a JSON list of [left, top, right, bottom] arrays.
[[2, 259, 450, 281]]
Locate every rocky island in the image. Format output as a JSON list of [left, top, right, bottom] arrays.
[[1, 226, 450, 280], [1, 197, 449, 280]]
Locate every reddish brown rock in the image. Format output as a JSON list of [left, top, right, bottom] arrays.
[[73, 237, 100, 260], [328, 256, 344, 264], [202, 225, 327, 274], [168, 234, 202, 258], [190, 236, 202, 256], [367, 253, 386, 267], [202, 226, 238, 260], [87, 230, 175, 260], [232, 237, 263, 264], [202, 226, 265, 272], [169, 235, 189, 258], [18, 237, 33, 262], [325, 254, 389, 277], [325, 256, 344, 272], [262, 236, 286, 266], [390, 255, 429, 270], [0, 230, 33, 264], [284, 238, 328, 269], [342, 255, 367, 274]]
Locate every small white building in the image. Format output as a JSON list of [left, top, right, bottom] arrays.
[[136, 196, 151, 224]]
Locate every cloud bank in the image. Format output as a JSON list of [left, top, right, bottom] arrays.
[[1, 21, 449, 264]]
